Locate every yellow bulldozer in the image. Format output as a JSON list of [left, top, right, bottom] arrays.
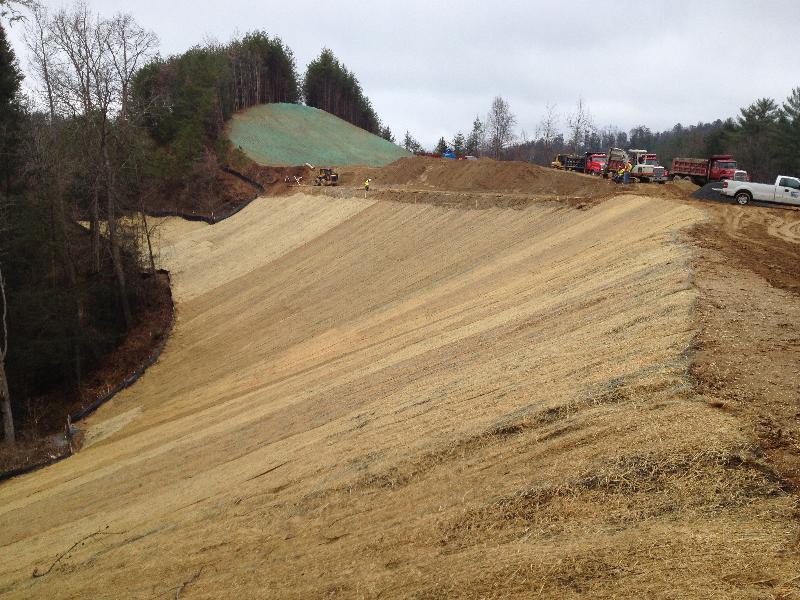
[[313, 167, 339, 186]]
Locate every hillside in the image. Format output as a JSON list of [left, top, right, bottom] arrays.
[[227, 103, 411, 167], [2, 169, 798, 597]]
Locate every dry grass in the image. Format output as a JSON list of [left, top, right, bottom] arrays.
[[0, 192, 798, 598]]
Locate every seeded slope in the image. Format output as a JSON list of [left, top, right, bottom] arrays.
[[0, 192, 797, 599], [227, 103, 411, 167]]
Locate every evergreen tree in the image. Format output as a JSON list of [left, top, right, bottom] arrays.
[[735, 97, 780, 180], [402, 131, 422, 154], [777, 87, 800, 175], [303, 48, 381, 134], [465, 117, 484, 156], [0, 21, 22, 194], [452, 132, 466, 155], [379, 125, 395, 143], [0, 20, 21, 444], [434, 137, 449, 154]]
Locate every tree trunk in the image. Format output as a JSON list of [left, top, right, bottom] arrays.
[[141, 207, 156, 275], [0, 359, 13, 446], [56, 195, 84, 388], [0, 266, 13, 446], [103, 141, 133, 330], [91, 182, 100, 273]]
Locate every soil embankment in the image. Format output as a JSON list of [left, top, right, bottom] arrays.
[[227, 103, 411, 167], [689, 201, 800, 491], [2, 182, 798, 598], [339, 156, 612, 197]]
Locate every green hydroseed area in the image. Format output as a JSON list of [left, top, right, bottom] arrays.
[[227, 103, 412, 167]]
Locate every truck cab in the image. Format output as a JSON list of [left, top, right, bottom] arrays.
[[584, 152, 608, 175], [775, 176, 800, 203], [628, 150, 668, 183], [708, 155, 739, 181], [721, 175, 800, 206]]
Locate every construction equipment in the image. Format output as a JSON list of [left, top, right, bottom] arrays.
[[601, 148, 667, 183], [584, 152, 608, 175], [313, 168, 339, 186], [671, 155, 744, 185], [628, 150, 668, 183], [550, 154, 578, 171]]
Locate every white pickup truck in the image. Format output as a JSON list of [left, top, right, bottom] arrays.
[[721, 175, 800, 206]]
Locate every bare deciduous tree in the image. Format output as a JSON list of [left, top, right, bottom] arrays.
[[105, 13, 158, 120], [486, 95, 516, 159], [0, 0, 33, 23], [537, 102, 559, 157], [27, 3, 156, 329], [567, 96, 593, 154]]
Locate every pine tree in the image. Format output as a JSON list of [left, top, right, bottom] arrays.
[[303, 48, 381, 134], [452, 132, 465, 155], [0, 21, 22, 194], [466, 117, 484, 156], [777, 87, 800, 175], [379, 125, 395, 143], [434, 137, 448, 155], [0, 20, 21, 444], [402, 131, 422, 154], [735, 98, 780, 180]]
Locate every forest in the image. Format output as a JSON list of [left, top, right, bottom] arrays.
[[0, 1, 391, 463]]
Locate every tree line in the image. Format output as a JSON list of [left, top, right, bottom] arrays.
[[303, 48, 389, 138], [129, 31, 301, 209], [1, 2, 161, 445], [403, 91, 800, 183]]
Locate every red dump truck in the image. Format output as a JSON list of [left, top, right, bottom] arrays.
[[671, 155, 745, 185], [584, 152, 608, 175]]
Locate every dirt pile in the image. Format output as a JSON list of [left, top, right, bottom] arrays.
[[691, 181, 726, 201], [339, 156, 614, 198]]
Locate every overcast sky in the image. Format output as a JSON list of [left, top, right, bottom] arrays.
[[5, 0, 799, 147]]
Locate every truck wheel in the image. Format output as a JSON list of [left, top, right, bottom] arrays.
[[735, 191, 751, 205]]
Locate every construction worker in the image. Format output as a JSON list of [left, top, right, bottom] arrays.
[[615, 166, 625, 184], [363, 178, 371, 198], [623, 161, 633, 185]]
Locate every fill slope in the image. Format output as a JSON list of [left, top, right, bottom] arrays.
[[227, 103, 411, 167], [1, 194, 795, 598]]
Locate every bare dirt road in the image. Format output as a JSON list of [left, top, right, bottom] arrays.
[[1, 167, 799, 598]]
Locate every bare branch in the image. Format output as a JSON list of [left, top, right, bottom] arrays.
[[537, 102, 559, 154], [567, 97, 594, 154], [32, 527, 124, 578], [486, 96, 517, 159]]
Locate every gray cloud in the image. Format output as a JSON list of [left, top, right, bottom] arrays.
[[7, 0, 799, 147]]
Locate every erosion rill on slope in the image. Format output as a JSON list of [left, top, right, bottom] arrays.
[[0, 191, 797, 598]]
